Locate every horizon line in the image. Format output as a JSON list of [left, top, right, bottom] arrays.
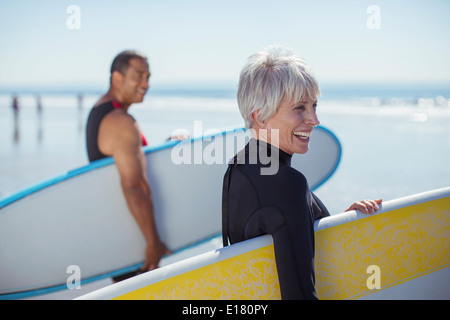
[[0, 79, 449, 91]]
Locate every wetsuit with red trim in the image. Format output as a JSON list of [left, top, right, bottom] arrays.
[[86, 100, 148, 162]]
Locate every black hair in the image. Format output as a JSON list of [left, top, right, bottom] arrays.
[[110, 50, 148, 82]]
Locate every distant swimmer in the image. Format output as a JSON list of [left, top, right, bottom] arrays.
[[86, 50, 170, 275], [222, 45, 382, 300]]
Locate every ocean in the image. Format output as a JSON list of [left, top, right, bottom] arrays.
[[1, 83, 449, 299], [1, 84, 449, 215]]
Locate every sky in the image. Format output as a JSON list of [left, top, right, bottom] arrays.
[[0, 0, 449, 91]]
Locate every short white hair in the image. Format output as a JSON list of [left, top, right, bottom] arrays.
[[237, 45, 320, 129]]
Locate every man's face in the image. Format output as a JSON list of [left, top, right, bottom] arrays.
[[117, 57, 150, 105]]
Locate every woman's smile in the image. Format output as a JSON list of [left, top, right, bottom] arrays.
[[293, 131, 312, 142]]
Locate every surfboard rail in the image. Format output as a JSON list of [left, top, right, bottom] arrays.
[[76, 186, 450, 300]]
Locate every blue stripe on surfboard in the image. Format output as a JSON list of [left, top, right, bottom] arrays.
[[0, 263, 144, 300], [0, 127, 242, 209], [0, 232, 222, 300]]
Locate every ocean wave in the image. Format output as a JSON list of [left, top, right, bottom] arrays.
[[0, 93, 449, 116]]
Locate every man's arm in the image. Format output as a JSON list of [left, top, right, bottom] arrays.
[[99, 110, 169, 270]]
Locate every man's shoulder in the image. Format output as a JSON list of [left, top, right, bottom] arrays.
[[98, 107, 139, 145], [102, 107, 136, 128]]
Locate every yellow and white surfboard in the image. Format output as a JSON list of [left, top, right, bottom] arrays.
[[77, 187, 450, 300]]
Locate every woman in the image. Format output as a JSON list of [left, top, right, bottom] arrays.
[[222, 45, 381, 300]]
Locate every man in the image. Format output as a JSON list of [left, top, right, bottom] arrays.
[[86, 50, 170, 272]]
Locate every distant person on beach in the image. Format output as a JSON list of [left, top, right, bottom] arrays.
[[77, 93, 83, 111], [12, 94, 19, 119], [36, 94, 43, 115], [222, 45, 382, 300], [77, 93, 83, 132], [12, 94, 20, 142], [86, 50, 170, 274]]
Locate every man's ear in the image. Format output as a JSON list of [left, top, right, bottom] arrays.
[[111, 71, 124, 89]]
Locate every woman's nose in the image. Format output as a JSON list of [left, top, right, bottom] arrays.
[[305, 108, 320, 127]]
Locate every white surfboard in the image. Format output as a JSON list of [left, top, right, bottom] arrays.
[[76, 187, 450, 300], [0, 126, 341, 299]]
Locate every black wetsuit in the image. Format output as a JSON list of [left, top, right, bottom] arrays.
[[222, 139, 330, 300], [86, 101, 147, 162]]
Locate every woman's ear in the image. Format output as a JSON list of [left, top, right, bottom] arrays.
[[250, 109, 263, 128]]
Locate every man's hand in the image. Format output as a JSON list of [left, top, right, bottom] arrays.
[[142, 241, 172, 271]]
